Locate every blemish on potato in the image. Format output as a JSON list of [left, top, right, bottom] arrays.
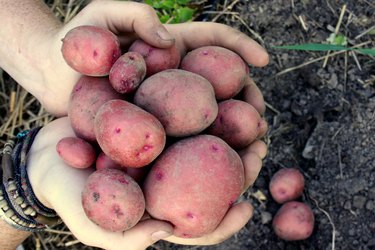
[[155, 171, 163, 181], [93, 192, 100, 202], [202, 51, 208, 55], [186, 212, 194, 219], [145, 133, 151, 139], [143, 145, 153, 151], [115, 127, 121, 133], [93, 50, 98, 58], [211, 144, 219, 152], [74, 84, 82, 92], [112, 204, 124, 218], [182, 233, 192, 238]]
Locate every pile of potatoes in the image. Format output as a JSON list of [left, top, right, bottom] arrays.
[[56, 25, 265, 237], [269, 168, 315, 241]]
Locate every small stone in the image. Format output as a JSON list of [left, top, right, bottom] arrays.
[[365, 200, 374, 210], [353, 195, 367, 209], [260, 211, 272, 224]]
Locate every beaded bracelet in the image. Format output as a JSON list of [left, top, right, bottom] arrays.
[[0, 128, 62, 232]]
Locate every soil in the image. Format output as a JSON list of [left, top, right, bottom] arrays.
[[154, 0, 375, 249], [6, 0, 375, 249]]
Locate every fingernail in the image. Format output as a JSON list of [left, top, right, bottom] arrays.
[[151, 230, 172, 241], [156, 28, 174, 41]]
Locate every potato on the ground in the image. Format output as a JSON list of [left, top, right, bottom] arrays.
[[61, 25, 121, 76], [82, 168, 145, 232], [68, 76, 123, 142], [109, 52, 146, 93], [56, 137, 96, 169], [272, 201, 314, 241], [134, 69, 218, 137], [269, 168, 305, 204], [129, 39, 181, 76], [207, 99, 262, 149], [143, 135, 244, 238], [94, 99, 166, 168], [180, 46, 248, 100]]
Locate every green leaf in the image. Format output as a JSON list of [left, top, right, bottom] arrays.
[[144, 0, 153, 5], [159, 14, 171, 23], [176, 0, 190, 4], [161, 0, 175, 9], [273, 43, 375, 56], [176, 7, 195, 22]]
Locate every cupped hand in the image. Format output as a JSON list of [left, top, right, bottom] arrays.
[[38, 0, 268, 116], [27, 117, 173, 250]]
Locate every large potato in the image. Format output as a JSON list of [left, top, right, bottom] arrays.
[[82, 168, 145, 232], [134, 69, 218, 137], [61, 25, 121, 76], [94, 99, 166, 168], [180, 46, 248, 100], [68, 76, 123, 142], [143, 135, 244, 238]]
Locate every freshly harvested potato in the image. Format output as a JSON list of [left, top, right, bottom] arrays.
[[94, 99, 166, 168], [134, 69, 218, 137], [61, 25, 121, 76], [272, 201, 314, 241], [207, 99, 262, 149], [82, 168, 145, 232], [56, 137, 96, 169], [269, 168, 305, 204], [143, 135, 244, 238], [109, 52, 146, 94], [129, 39, 181, 76], [180, 46, 248, 100], [68, 76, 123, 142]]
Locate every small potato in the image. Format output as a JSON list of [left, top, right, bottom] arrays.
[[129, 39, 181, 76], [134, 69, 218, 137], [61, 25, 121, 76], [68, 76, 123, 142], [82, 168, 145, 232], [94, 99, 166, 168], [144, 135, 244, 238], [269, 168, 305, 204], [56, 137, 96, 169], [207, 99, 262, 149], [109, 52, 146, 93], [180, 46, 248, 100], [272, 201, 314, 241]]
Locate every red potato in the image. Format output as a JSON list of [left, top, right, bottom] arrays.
[[82, 168, 145, 232], [68, 76, 123, 142], [109, 52, 146, 94], [61, 25, 121, 76], [269, 168, 305, 204], [180, 46, 248, 100], [143, 135, 244, 238], [129, 39, 181, 76], [272, 201, 314, 241], [96, 152, 149, 183], [134, 69, 218, 137], [56, 137, 96, 169], [94, 99, 166, 168], [207, 99, 263, 149]]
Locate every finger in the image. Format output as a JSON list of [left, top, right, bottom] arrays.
[[70, 1, 175, 48], [242, 77, 266, 115], [108, 219, 174, 250], [165, 202, 253, 245], [239, 140, 268, 159], [166, 22, 269, 67], [240, 152, 263, 191]]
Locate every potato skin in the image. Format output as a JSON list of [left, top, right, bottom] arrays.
[[56, 137, 96, 169], [68, 76, 123, 142], [61, 25, 121, 76], [109, 52, 146, 93], [272, 201, 314, 241], [269, 168, 305, 204], [82, 168, 145, 232], [207, 99, 262, 149], [143, 135, 244, 238], [129, 39, 181, 76], [134, 69, 218, 137], [94, 99, 166, 168], [180, 46, 248, 100]]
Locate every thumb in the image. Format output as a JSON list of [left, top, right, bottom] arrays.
[[74, 1, 175, 48], [108, 219, 174, 250]]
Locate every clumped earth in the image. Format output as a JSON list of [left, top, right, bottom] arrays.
[[2, 0, 374, 249]]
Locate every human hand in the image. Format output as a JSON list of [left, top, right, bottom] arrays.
[[27, 117, 174, 250], [35, 0, 268, 116]]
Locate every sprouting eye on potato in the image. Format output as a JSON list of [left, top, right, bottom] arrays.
[[57, 25, 275, 237]]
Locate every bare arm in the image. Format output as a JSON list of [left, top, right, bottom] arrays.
[[0, 219, 30, 250], [0, 0, 62, 101]]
